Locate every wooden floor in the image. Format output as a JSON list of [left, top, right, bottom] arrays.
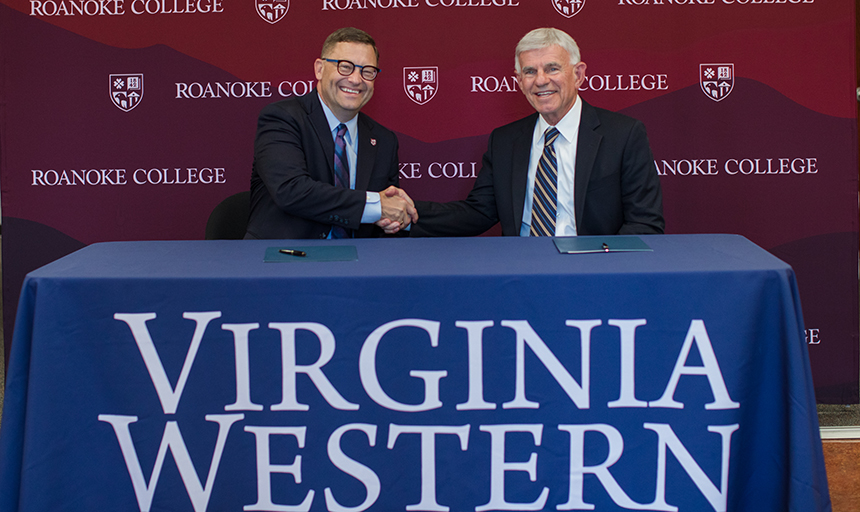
[[824, 440, 860, 511]]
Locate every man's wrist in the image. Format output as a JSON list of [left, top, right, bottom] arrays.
[[361, 191, 382, 223]]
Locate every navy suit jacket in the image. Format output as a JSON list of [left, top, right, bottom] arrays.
[[245, 92, 400, 239], [411, 100, 664, 237]]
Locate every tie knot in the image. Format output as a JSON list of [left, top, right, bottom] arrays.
[[544, 127, 560, 147], [336, 123, 347, 139]]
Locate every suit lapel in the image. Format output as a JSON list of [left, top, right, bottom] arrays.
[[575, 101, 601, 229], [511, 114, 539, 229], [355, 114, 377, 191], [305, 92, 337, 183]]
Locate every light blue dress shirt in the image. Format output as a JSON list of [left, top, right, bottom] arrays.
[[319, 101, 382, 224]]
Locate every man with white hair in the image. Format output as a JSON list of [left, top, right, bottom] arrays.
[[411, 27, 664, 237]]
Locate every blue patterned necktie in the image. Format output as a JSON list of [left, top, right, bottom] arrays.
[[331, 123, 350, 239], [529, 127, 560, 237]]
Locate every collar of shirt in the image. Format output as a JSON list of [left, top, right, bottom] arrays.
[[319, 100, 359, 147], [533, 94, 582, 147]]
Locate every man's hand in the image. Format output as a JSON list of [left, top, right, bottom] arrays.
[[375, 186, 418, 234], [385, 186, 418, 224]]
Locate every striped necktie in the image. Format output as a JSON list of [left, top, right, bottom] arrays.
[[529, 127, 560, 237], [331, 123, 350, 239]]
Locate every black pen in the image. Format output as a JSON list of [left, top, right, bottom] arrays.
[[279, 249, 307, 257], [602, 243, 610, 253]]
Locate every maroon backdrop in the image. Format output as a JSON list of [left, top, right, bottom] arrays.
[[1, 0, 857, 402]]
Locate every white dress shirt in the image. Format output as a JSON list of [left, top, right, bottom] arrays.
[[520, 95, 582, 237]]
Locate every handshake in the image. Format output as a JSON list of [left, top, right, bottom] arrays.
[[374, 186, 418, 234]]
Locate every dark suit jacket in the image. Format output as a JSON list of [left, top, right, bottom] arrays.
[[245, 92, 400, 239], [411, 100, 664, 237]]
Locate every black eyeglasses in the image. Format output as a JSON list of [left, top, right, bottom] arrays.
[[323, 59, 380, 81]]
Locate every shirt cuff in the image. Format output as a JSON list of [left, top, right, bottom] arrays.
[[361, 191, 382, 223]]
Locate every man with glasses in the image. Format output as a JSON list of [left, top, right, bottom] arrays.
[[410, 27, 664, 237], [246, 27, 417, 239]]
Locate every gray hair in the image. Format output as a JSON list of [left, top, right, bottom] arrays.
[[515, 28, 581, 74]]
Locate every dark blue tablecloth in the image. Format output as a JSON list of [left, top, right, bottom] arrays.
[[0, 235, 830, 511]]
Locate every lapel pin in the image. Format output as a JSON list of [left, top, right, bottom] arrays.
[[370, 138, 377, 146]]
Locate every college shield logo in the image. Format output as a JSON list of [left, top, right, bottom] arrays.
[[700, 63, 734, 102], [552, 0, 584, 18], [256, 0, 289, 24], [404, 67, 438, 105], [109, 74, 143, 112]]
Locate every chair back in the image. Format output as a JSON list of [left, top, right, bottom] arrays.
[[205, 191, 250, 240]]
